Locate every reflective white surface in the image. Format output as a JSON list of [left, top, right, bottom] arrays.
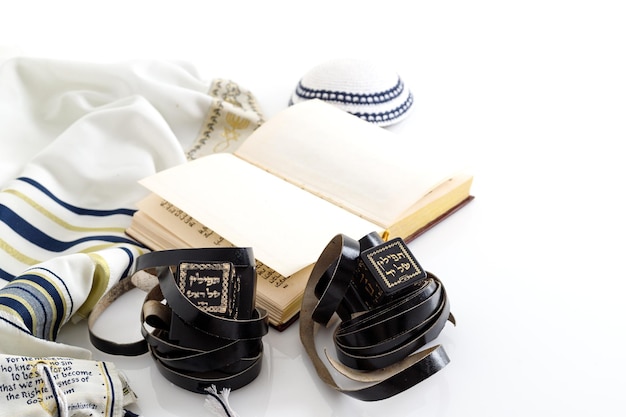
[[4, 1, 626, 415]]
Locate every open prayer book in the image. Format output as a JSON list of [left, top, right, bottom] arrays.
[[126, 99, 473, 329]]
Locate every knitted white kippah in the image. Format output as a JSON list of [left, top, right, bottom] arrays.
[[289, 59, 414, 127]]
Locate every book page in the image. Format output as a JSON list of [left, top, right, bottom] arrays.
[[234, 99, 458, 227], [133, 194, 307, 313], [140, 153, 380, 277]]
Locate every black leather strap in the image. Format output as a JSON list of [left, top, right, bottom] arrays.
[[89, 248, 268, 393], [311, 235, 360, 325], [149, 344, 264, 393], [299, 233, 455, 401], [88, 273, 153, 356], [140, 282, 265, 392]]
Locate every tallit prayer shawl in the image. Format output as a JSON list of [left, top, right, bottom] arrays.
[[0, 57, 262, 363]]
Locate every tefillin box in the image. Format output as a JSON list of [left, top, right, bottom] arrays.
[[345, 234, 428, 314]]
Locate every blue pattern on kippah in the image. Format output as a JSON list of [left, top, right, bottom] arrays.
[[290, 77, 413, 124], [352, 91, 414, 124], [294, 78, 405, 105]]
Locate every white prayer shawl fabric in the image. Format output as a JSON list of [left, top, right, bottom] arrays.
[[0, 57, 263, 360]]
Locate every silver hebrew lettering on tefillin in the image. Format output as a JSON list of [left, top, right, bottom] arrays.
[[178, 262, 232, 315]]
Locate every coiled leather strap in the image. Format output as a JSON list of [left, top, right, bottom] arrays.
[[89, 248, 269, 393], [299, 233, 455, 401]]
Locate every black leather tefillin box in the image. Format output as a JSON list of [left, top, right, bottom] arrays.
[[168, 257, 257, 348], [339, 233, 428, 318]]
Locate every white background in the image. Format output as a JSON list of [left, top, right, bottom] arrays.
[[2, 1, 625, 416]]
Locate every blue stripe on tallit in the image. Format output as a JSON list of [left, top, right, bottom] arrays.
[[0, 295, 34, 330], [0, 204, 140, 251], [17, 177, 136, 217], [1, 284, 49, 338], [0, 268, 14, 282], [117, 246, 136, 278], [17, 273, 67, 339], [33, 267, 75, 317], [102, 361, 117, 417], [0, 314, 30, 334]]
